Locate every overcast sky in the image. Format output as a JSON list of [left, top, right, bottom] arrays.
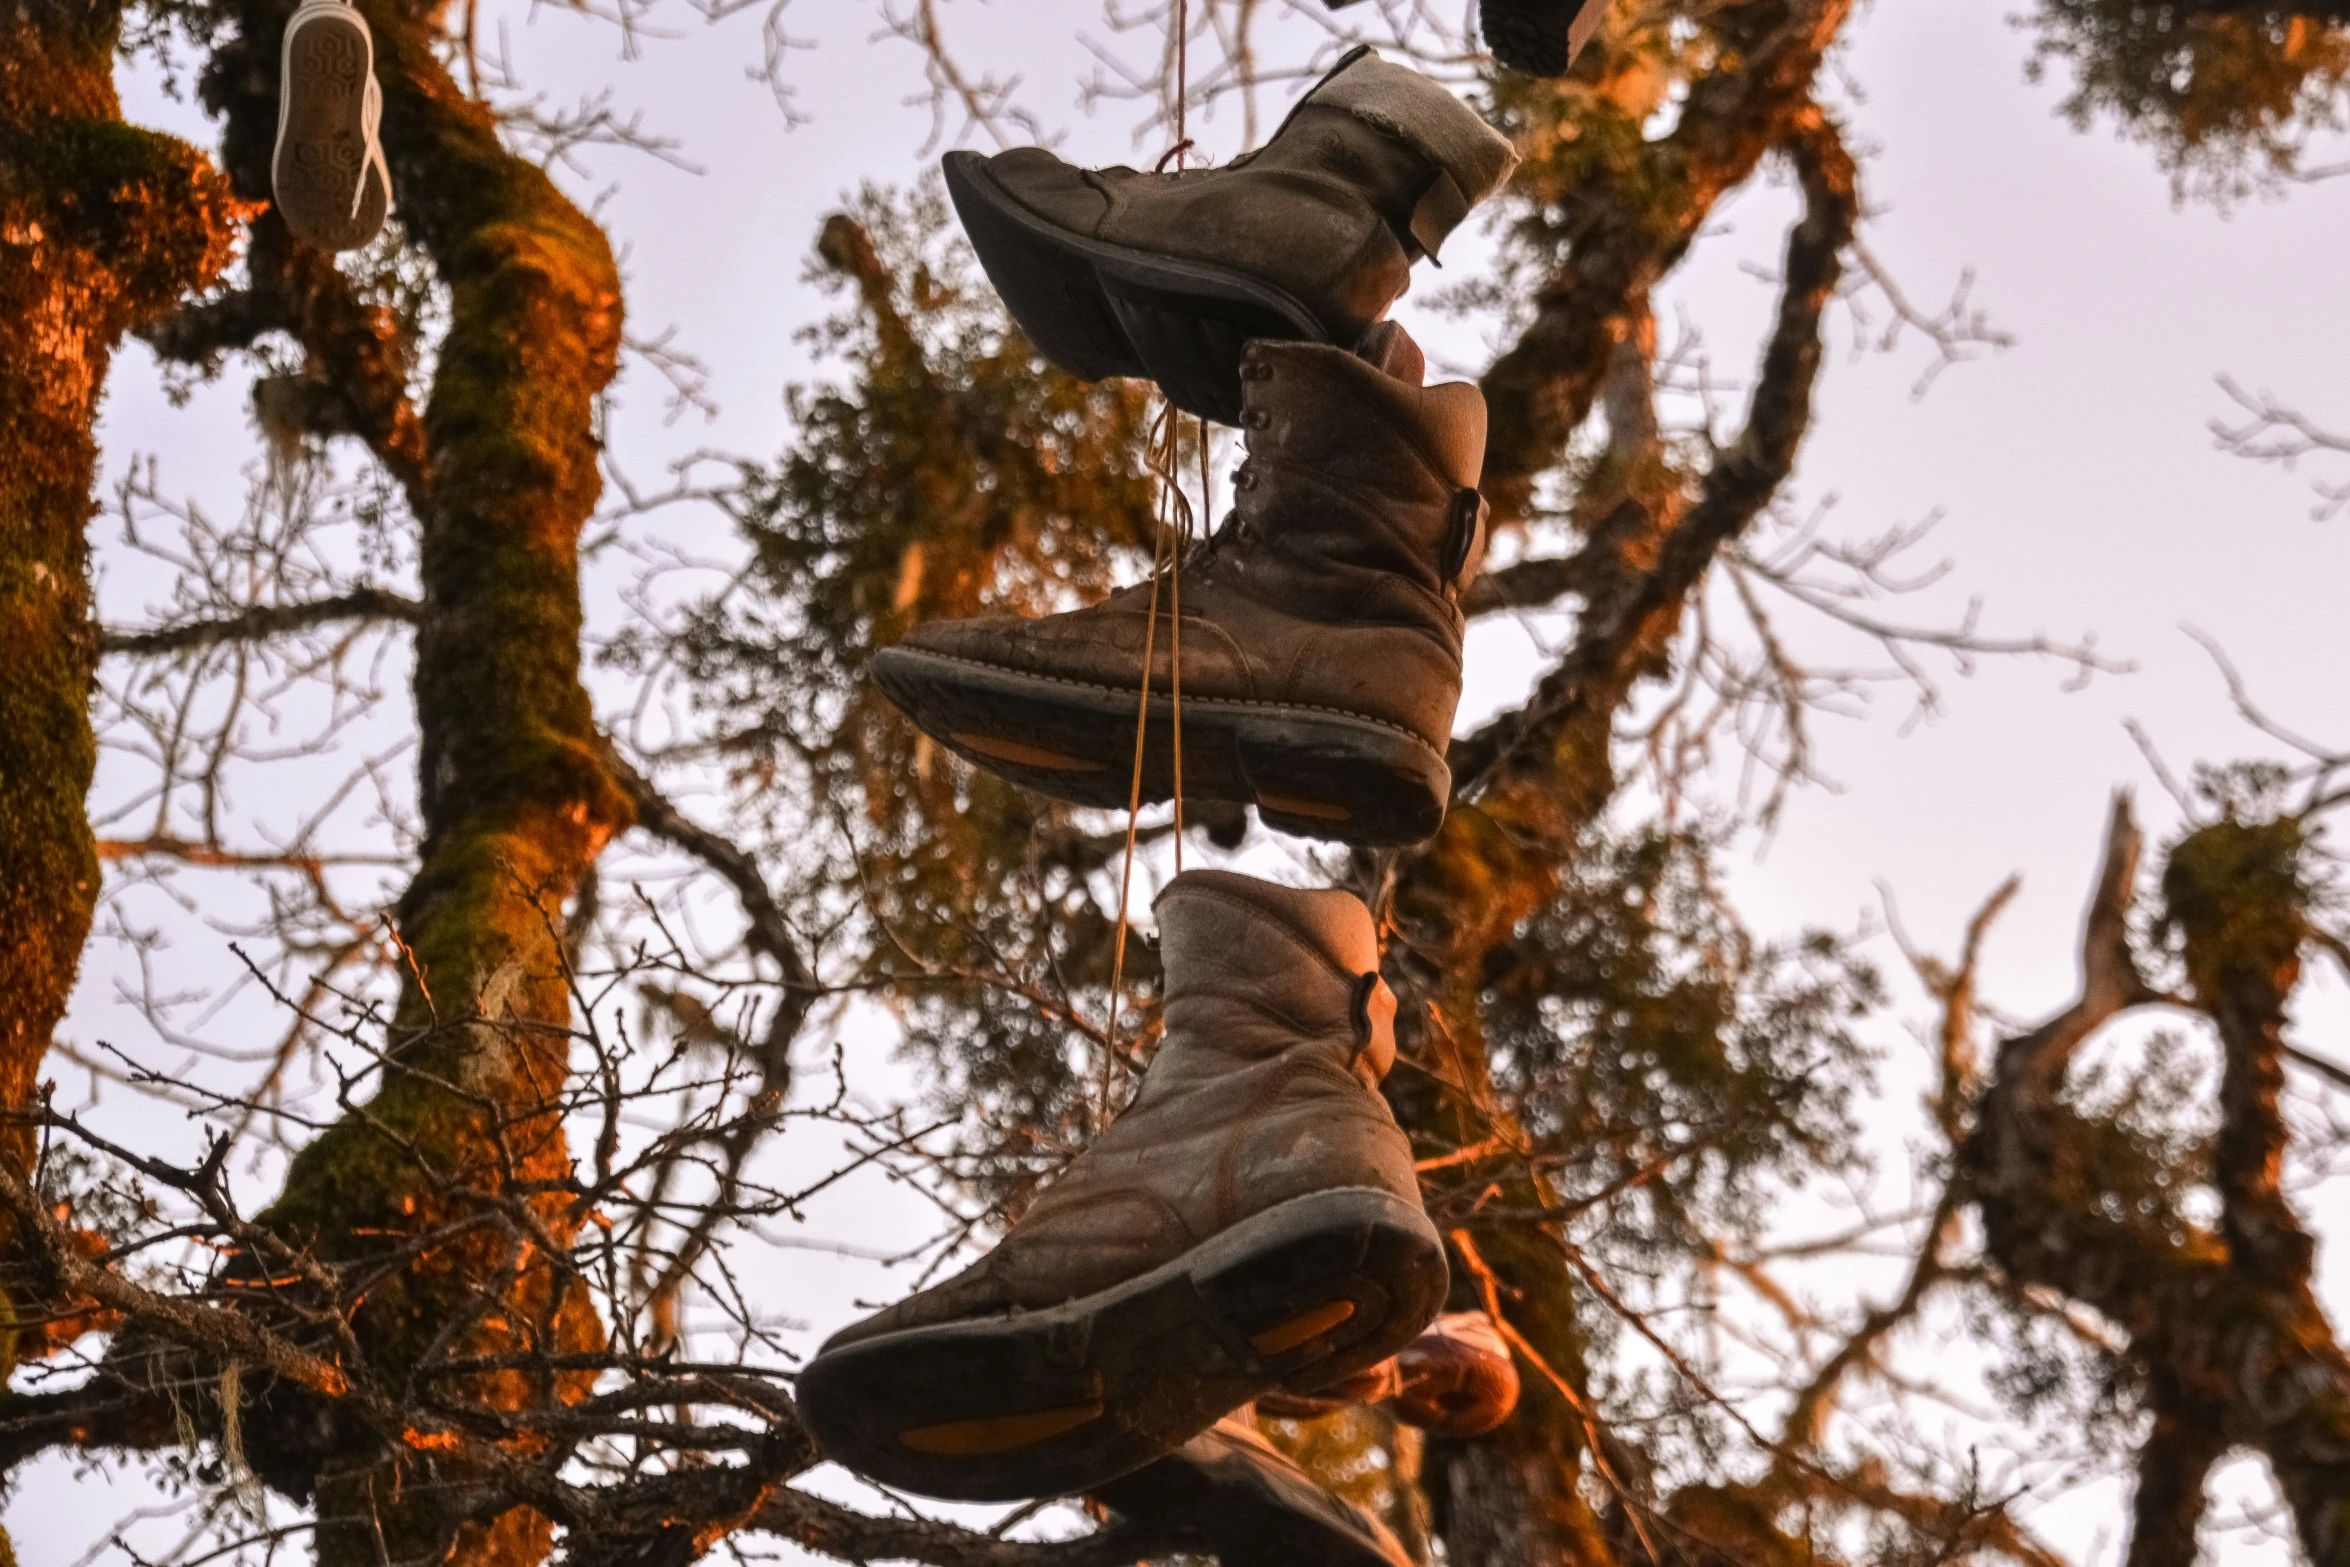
[[15, 2, 2350, 1560]]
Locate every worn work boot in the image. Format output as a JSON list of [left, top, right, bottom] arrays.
[[796, 871, 1446, 1501], [943, 46, 1516, 425], [868, 322, 1488, 847], [273, 0, 393, 251], [1260, 1309, 1522, 1437], [1093, 1412, 1414, 1567]]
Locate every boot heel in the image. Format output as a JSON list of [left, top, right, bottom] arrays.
[[1234, 713, 1450, 847], [1101, 275, 1309, 426], [1191, 1187, 1448, 1384]]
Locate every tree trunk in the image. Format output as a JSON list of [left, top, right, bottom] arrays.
[[0, 0, 235, 1359], [1967, 805, 2350, 1566], [188, 5, 631, 1560]]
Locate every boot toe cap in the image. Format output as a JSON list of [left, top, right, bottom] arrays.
[[981, 147, 1113, 232], [895, 608, 1165, 688], [818, 1255, 1019, 1352]]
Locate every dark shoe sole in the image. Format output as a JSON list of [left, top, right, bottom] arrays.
[[795, 1187, 1447, 1502], [274, 8, 387, 251], [869, 646, 1451, 847], [942, 151, 1330, 426], [1481, 0, 1612, 76], [1094, 1425, 1412, 1567]]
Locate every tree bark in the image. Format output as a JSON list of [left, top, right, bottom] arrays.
[[0, 0, 237, 1359], [1476, 0, 1854, 530], [182, 5, 630, 1561], [1372, 104, 1855, 1563], [0, 11, 234, 1566], [1966, 802, 2350, 1567]]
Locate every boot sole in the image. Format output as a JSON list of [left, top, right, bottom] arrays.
[[942, 151, 1330, 426], [1480, 0, 1612, 76], [1093, 1427, 1411, 1567], [869, 645, 1451, 846], [796, 1186, 1446, 1502], [274, 8, 388, 251]]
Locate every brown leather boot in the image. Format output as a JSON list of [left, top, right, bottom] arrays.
[[943, 46, 1517, 424], [868, 323, 1487, 847], [796, 871, 1445, 1501], [1093, 1411, 1414, 1567]]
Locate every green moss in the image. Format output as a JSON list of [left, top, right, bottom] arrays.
[[2161, 813, 2310, 1003], [0, 2, 236, 1336], [2028, 0, 2350, 199], [177, 10, 628, 1553]]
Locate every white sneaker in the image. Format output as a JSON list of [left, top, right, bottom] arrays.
[[272, 0, 392, 251]]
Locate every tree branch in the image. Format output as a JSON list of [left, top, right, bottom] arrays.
[[1965, 796, 2350, 1566], [1450, 105, 1859, 799], [102, 586, 422, 657], [1476, 0, 1855, 526]]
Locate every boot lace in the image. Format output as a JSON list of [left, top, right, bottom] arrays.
[[282, 0, 394, 225], [356, 72, 393, 221]]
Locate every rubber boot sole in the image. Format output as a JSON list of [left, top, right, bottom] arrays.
[[274, 8, 388, 251], [869, 645, 1451, 847], [1094, 1423, 1412, 1567], [1480, 0, 1613, 76], [942, 150, 1329, 427], [795, 1187, 1447, 1502]]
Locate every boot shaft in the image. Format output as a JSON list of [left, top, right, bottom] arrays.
[[1232, 336, 1489, 604], [981, 49, 1518, 347], [1155, 870, 1397, 1087], [1246, 47, 1523, 263]]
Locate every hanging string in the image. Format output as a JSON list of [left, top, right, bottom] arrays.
[[1167, 435, 1187, 869], [1162, 0, 1191, 873], [1100, 0, 1194, 1124], [1166, 0, 1191, 871]]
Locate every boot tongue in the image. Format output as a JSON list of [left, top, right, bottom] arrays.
[[1354, 319, 1425, 387]]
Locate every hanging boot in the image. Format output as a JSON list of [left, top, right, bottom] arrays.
[[796, 871, 1446, 1501], [943, 46, 1516, 424], [273, 0, 393, 251], [1093, 1411, 1414, 1567], [1478, 0, 1614, 77], [1319, 0, 1613, 78], [1260, 1308, 1522, 1437], [868, 322, 1487, 848], [1094, 1315, 1517, 1567]]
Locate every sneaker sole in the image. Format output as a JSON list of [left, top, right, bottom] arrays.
[[274, 8, 388, 251], [1093, 1426, 1412, 1567], [942, 150, 1330, 427], [795, 1186, 1446, 1502], [869, 645, 1451, 846]]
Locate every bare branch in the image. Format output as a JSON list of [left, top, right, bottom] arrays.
[[102, 587, 422, 657], [2211, 375, 2350, 521]]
